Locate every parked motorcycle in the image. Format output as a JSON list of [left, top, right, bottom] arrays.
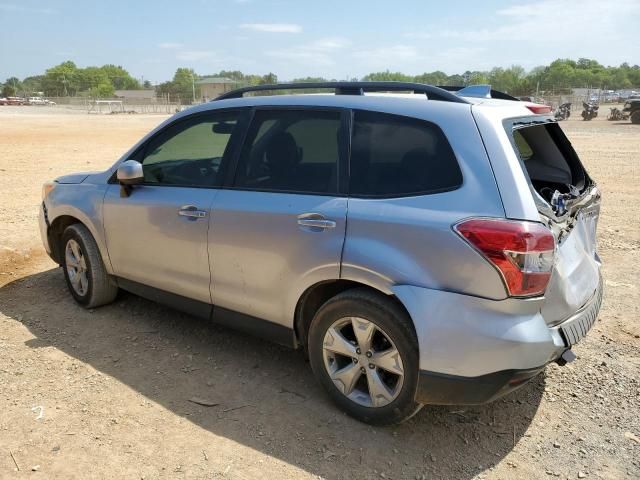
[[607, 107, 629, 121], [555, 102, 572, 121], [581, 102, 599, 121]]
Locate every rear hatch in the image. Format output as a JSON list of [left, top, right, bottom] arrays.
[[507, 119, 601, 325]]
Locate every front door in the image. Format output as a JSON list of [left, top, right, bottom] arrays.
[[103, 110, 243, 304], [209, 108, 348, 327]]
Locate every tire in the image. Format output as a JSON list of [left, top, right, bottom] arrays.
[[308, 288, 422, 425], [631, 111, 640, 124], [61, 223, 118, 308]]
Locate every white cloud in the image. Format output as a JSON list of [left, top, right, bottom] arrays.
[[158, 42, 183, 49], [0, 3, 55, 14], [240, 23, 302, 33], [353, 45, 422, 70], [176, 50, 214, 61], [266, 37, 349, 67], [400, 0, 640, 72], [403, 33, 431, 40]]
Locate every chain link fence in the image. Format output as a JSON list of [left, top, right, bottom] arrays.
[[43, 96, 181, 114]]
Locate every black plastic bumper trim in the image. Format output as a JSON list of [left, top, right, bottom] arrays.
[[415, 366, 544, 405]]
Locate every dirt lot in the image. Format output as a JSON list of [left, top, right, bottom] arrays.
[[0, 106, 638, 479]]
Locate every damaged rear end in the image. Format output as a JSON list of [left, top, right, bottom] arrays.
[[472, 103, 603, 347]]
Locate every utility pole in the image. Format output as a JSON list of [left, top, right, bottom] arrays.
[[191, 72, 196, 104]]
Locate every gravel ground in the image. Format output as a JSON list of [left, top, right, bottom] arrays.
[[0, 107, 638, 479]]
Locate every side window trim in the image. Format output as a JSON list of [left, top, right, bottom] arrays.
[[338, 109, 352, 195], [221, 106, 350, 197], [221, 107, 255, 188]]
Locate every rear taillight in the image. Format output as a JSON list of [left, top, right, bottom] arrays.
[[526, 104, 552, 114], [455, 218, 556, 297]]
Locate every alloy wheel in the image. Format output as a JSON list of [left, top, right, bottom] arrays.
[[322, 316, 404, 407], [65, 239, 88, 296]]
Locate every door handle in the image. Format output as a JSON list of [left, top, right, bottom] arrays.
[[178, 205, 207, 219], [297, 213, 336, 230]]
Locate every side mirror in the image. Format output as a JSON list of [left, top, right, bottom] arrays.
[[116, 160, 144, 197]]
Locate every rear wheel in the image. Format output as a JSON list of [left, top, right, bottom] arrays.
[[308, 288, 422, 425], [62, 224, 118, 308], [631, 111, 640, 124]]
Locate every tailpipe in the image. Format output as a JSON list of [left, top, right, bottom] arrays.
[[556, 349, 576, 366]]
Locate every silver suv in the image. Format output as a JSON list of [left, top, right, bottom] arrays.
[[39, 82, 603, 425]]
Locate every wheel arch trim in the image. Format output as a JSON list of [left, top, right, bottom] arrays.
[[293, 277, 415, 351], [46, 206, 113, 274]]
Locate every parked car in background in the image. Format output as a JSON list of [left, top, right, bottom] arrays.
[[0, 97, 8, 105], [39, 82, 603, 425], [27, 96, 47, 105], [6, 97, 26, 105]]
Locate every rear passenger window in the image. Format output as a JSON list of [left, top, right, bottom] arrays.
[[233, 110, 341, 194], [349, 111, 462, 197]]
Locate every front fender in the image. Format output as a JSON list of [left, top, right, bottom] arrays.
[[46, 183, 112, 273]]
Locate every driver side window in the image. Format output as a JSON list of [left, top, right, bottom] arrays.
[[141, 111, 241, 187]]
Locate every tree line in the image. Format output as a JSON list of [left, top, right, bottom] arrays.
[[2, 57, 639, 100], [1, 61, 145, 98], [362, 59, 640, 96]]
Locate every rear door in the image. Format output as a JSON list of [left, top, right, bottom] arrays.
[[208, 108, 348, 328]]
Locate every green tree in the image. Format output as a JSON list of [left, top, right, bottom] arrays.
[[155, 68, 199, 104], [172, 67, 198, 103], [99, 64, 140, 90], [89, 82, 115, 98], [413, 71, 449, 85], [22, 75, 44, 95], [76, 66, 111, 93], [43, 61, 78, 96], [291, 76, 330, 83], [216, 70, 246, 81], [362, 70, 412, 82], [260, 72, 278, 84], [2, 77, 22, 97]]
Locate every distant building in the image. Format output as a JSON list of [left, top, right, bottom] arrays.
[[114, 89, 156, 100], [196, 77, 240, 101]]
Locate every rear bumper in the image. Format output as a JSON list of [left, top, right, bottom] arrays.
[[552, 275, 603, 347], [392, 275, 603, 405]]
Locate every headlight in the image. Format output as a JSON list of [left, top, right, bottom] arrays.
[[42, 181, 56, 200]]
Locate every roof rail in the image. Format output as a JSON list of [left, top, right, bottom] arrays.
[[214, 81, 469, 103], [437, 85, 519, 101]]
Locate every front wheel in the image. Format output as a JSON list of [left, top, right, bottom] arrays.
[[308, 288, 422, 425], [631, 111, 640, 124], [61, 223, 118, 308]]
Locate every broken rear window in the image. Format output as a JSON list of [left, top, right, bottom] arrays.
[[509, 122, 589, 204]]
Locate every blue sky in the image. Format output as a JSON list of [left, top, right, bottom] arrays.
[[1, 0, 638, 83]]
